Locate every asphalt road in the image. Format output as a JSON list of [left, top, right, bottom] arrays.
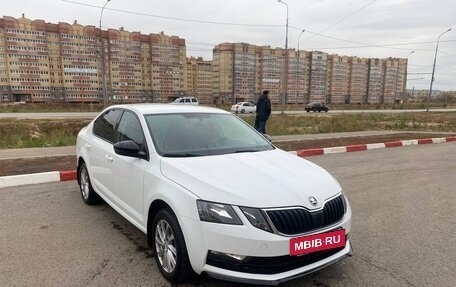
[[1, 143, 455, 287], [1, 108, 456, 119]]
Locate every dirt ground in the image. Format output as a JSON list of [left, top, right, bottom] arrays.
[[0, 132, 453, 176]]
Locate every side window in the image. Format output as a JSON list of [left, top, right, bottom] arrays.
[[191, 98, 197, 103], [93, 109, 123, 143], [179, 99, 184, 103], [185, 98, 191, 103], [116, 111, 145, 147]]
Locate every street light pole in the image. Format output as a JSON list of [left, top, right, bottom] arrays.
[[296, 29, 305, 105], [100, 0, 110, 108], [278, 0, 288, 114], [427, 28, 451, 112]]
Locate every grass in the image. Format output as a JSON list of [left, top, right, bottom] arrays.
[[0, 103, 104, 113], [2, 101, 455, 113], [0, 119, 90, 149], [1, 112, 456, 149]]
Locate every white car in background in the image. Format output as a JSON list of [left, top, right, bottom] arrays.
[[171, 96, 199, 105], [76, 104, 352, 285], [231, 101, 256, 114]]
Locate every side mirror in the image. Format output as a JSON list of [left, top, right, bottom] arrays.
[[113, 140, 148, 160]]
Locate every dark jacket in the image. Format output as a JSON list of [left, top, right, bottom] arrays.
[[256, 94, 271, 121]]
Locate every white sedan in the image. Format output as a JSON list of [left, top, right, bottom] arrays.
[[231, 101, 256, 114], [76, 104, 352, 285]]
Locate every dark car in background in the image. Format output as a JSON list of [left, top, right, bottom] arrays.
[[305, 102, 329, 113]]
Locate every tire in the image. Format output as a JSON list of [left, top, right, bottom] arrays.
[[240, 109, 245, 113], [152, 208, 194, 283], [325, 109, 329, 113], [78, 162, 101, 205]]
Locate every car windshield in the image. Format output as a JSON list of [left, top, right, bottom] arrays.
[[144, 113, 274, 157]]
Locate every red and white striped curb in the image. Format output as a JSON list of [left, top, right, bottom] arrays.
[[288, 136, 456, 157], [0, 170, 76, 189], [1, 136, 455, 188]]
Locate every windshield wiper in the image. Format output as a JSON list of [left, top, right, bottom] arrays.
[[162, 153, 204, 158], [233, 149, 259, 153]]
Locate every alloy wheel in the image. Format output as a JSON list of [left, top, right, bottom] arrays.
[[155, 219, 177, 273]]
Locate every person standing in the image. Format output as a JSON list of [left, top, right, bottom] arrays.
[[255, 90, 272, 134]]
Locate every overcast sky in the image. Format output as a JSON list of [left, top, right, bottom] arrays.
[[3, 0, 455, 90]]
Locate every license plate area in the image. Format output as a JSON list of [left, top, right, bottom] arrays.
[[290, 229, 345, 256]]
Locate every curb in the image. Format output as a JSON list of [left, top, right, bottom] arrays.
[[1, 136, 455, 189], [292, 136, 456, 157], [0, 170, 77, 189]]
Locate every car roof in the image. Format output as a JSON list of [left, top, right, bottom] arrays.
[[106, 103, 228, 115]]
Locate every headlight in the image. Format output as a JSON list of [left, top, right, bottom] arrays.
[[197, 200, 242, 225], [240, 207, 273, 233]]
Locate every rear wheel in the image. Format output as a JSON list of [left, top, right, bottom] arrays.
[[78, 162, 101, 205], [152, 208, 194, 283]]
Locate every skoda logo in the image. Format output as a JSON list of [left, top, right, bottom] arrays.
[[308, 196, 318, 206]]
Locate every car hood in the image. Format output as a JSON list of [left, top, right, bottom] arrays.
[[160, 149, 341, 209]]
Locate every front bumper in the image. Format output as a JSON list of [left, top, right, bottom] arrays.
[[205, 241, 353, 285], [181, 203, 352, 284]]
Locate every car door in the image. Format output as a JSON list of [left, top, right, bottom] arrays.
[[90, 109, 124, 199], [110, 110, 149, 226]]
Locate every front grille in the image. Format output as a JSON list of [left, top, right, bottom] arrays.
[[266, 195, 345, 235], [206, 242, 346, 274]]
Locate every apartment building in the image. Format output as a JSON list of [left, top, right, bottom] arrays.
[[328, 55, 350, 104], [309, 51, 329, 103], [348, 57, 369, 104], [288, 49, 311, 104], [259, 46, 283, 104], [0, 16, 410, 106], [212, 43, 234, 104], [213, 43, 313, 105], [367, 58, 385, 104], [186, 56, 213, 104], [0, 15, 187, 103]]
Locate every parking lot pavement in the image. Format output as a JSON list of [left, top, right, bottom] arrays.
[[1, 143, 455, 287]]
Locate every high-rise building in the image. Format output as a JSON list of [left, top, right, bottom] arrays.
[[186, 56, 213, 104], [0, 16, 187, 103], [367, 58, 385, 104], [289, 49, 311, 104], [212, 43, 234, 104], [259, 46, 283, 104], [309, 51, 329, 103], [348, 57, 369, 104], [328, 55, 350, 104], [0, 16, 410, 105]]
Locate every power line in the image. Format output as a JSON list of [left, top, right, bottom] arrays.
[[61, 0, 282, 27], [303, 0, 378, 42], [439, 50, 456, 57], [290, 26, 438, 52]]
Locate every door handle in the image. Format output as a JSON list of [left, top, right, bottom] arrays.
[[84, 143, 91, 150], [105, 154, 113, 162]]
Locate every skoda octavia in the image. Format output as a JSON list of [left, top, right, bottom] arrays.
[[76, 104, 352, 285]]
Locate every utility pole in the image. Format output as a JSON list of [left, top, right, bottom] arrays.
[[427, 28, 451, 112], [278, 0, 289, 114], [100, 0, 110, 108], [296, 29, 305, 105]]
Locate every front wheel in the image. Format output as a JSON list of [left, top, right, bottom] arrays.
[[78, 162, 101, 205], [152, 209, 194, 283]]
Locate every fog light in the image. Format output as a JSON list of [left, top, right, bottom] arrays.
[[209, 250, 247, 261]]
